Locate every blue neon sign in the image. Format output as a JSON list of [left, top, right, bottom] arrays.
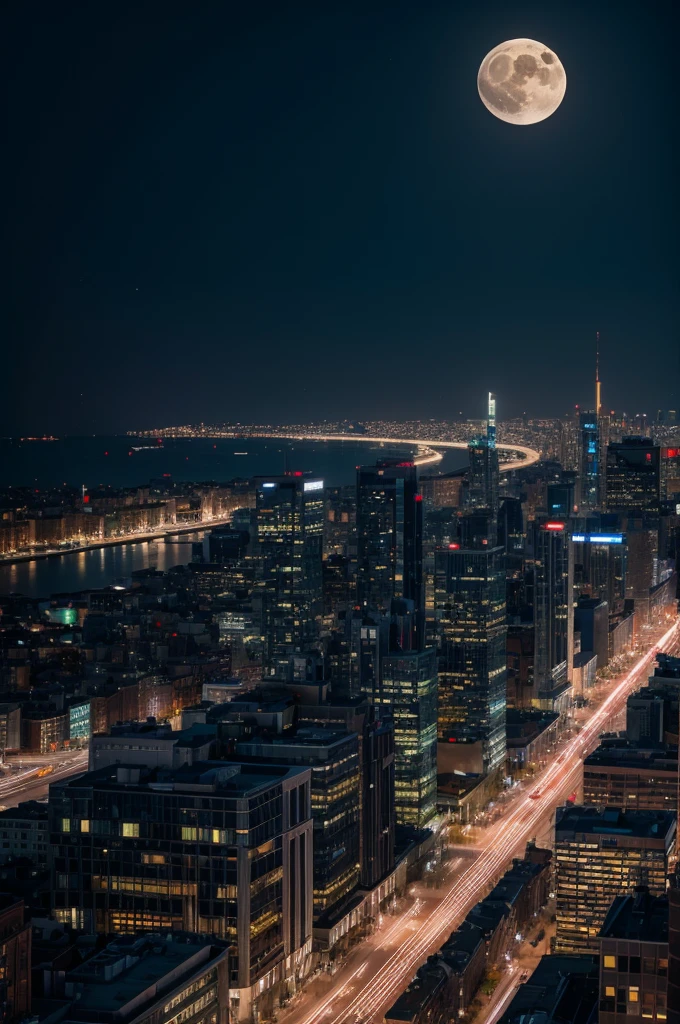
[[571, 533, 623, 545]]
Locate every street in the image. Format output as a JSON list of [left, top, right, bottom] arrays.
[[0, 749, 89, 808]]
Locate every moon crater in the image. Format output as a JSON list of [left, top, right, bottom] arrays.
[[478, 38, 566, 125]]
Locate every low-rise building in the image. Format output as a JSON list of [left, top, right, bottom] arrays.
[[0, 801, 49, 870], [54, 934, 229, 1024], [498, 954, 599, 1024]]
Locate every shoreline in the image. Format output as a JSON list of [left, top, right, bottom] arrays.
[[0, 516, 233, 569]]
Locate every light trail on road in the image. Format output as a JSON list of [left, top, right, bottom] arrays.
[[251, 433, 541, 473], [0, 751, 89, 805], [292, 619, 679, 1024]]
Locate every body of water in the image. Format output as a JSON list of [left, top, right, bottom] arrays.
[[0, 436, 465, 491], [0, 436, 467, 598]]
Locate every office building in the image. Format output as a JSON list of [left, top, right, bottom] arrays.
[[50, 936, 230, 1024], [295, 700, 395, 889], [575, 596, 610, 669], [435, 542, 507, 776], [467, 394, 500, 536], [255, 474, 324, 678], [498, 954, 599, 1024], [229, 728, 361, 920], [356, 460, 423, 631], [583, 741, 677, 813], [0, 800, 49, 870], [606, 439, 661, 514], [670, 868, 680, 1024], [571, 529, 627, 613], [380, 645, 438, 828], [578, 410, 600, 510], [208, 526, 250, 565], [49, 762, 314, 1021], [533, 520, 574, 713], [598, 887, 669, 1024], [554, 806, 675, 955], [419, 469, 466, 509]]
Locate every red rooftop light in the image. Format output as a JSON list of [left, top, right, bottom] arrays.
[[448, 543, 460, 550], [414, 494, 423, 502], [545, 521, 565, 530]]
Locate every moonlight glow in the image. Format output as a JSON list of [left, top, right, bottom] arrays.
[[478, 38, 566, 125]]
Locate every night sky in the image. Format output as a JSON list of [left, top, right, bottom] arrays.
[[6, 0, 678, 435]]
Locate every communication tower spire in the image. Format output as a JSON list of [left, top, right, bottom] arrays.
[[595, 331, 602, 416]]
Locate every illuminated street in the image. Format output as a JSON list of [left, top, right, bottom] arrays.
[[0, 750, 89, 807], [281, 617, 680, 1024]]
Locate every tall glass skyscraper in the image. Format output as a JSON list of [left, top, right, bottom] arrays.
[[255, 475, 324, 678], [533, 519, 574, 712], [356, 460, 424, 640], [434, 542, 507, 776], [380, 643, 438, 828], [578, 410, 600, 510]]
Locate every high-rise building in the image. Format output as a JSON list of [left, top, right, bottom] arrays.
[[380, 643, 438, 828], [230, 727, 361, 920], [606, 439, 661, 514], [435, 542, 507, 776], [356, 461, 423, 632], [532, 519, 574, 713], [255, 474, 324, 678], [578, 410, 600, 510], [49, 762, 314, 1021], [467, 394, 500, 528], [554, 806, 676, 955], [583, 741, 677, 813]]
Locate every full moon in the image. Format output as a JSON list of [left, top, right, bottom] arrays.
[[478, 38, 566, 125]]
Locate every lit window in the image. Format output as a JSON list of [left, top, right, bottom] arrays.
[[181, 827, 197, 841], [605, 987, 615, 997], [61, 818, 71, 833], [629, 987, 639, 1002], [603, 955, 616, 969], [122, 822, 139, 837], [80, 820, 90, 833]]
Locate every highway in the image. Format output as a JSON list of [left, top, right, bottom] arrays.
[[251, 433, 541, 473], [282, 616, 679, 1024], [0, 750, 89, 807]]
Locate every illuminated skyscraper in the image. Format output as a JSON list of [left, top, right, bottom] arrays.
[[467, 393, 500, 526], [578, 410, 600, 510], [533, 519, 574, 713], [256, 474, 324, 678], [380, 640, 438, 828], [434, 541, 507, 776], [605, 438, 662, 513], [356, 460, 424, 635]]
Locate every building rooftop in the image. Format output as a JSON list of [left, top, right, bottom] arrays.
[[584, 741, 677, 770], [555, 805, 676, 840], [62, 935, 226, 1022], [498, 954, 599, 1024], [0, 800, 48, 823], [58, 759, 308, 798], [385, 957, 451, 1023], [599, 887, 669, 943]]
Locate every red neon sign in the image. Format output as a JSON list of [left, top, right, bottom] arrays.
[[448, 543, 460, 550], [545, 522, 565, 530]]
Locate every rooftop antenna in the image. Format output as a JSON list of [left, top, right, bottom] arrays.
[[595, 331, 602, 416]]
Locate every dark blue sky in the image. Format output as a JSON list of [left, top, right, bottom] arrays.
[[6, 0, 678, 434]]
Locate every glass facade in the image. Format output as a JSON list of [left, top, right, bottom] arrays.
[[49, 762, 312, 995], [435, 545, 507, 775], [533, 521, 574, 710], [256, 476, 324, 678], [554, 807, 675, 954], [380, 648, 438, 828]]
